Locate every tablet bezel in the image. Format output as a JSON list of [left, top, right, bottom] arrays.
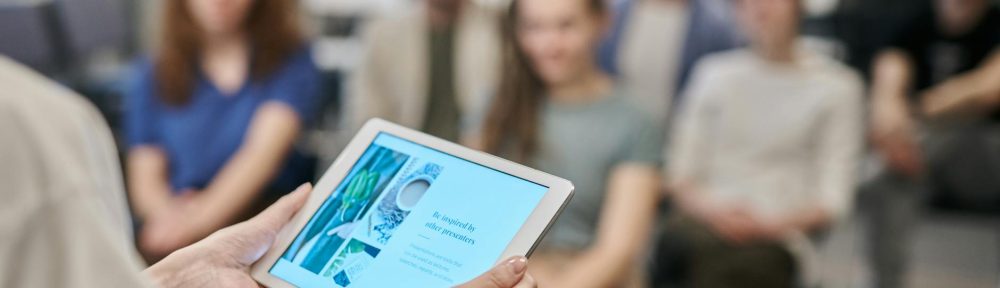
[[251, 118, 574, 288]]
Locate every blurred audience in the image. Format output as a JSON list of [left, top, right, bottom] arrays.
[[598, 0, 742, 122], [4, 0, 999, 286], [865, 0, 1000, 287], [124, 0, 321, 260], [658, 0, 864, 286], [345, 0, 501, 142], [476, 0, 663, 286]]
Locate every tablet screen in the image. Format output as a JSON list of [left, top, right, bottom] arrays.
[[269, 133, 548, 287]]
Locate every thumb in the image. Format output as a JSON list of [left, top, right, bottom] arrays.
[[253, 183, 313, 234], [455, 256, 528, 288], [222, 183, 312, 265]]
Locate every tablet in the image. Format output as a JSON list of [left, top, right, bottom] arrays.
[[251, 118, 574, 288]]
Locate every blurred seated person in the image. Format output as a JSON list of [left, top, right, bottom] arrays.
[[660, 0, 864, 286], [598, 0, 742, 122], [476, 0, 663, 286], [866, 0, 1000, 287], [344, 0, 501, 143], [125, 0, 321, 260]]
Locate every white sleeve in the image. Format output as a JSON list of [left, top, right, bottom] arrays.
[[814, 75, 865, 218], [666, 62, 718, 185]]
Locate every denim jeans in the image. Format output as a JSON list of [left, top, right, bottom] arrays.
[[862, 121, 1000, 288]]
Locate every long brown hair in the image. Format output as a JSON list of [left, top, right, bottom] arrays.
[[480, 0, 606, 163], [154, 0, 304, 105]]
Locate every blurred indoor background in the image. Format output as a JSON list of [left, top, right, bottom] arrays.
[[0, 0, 997, 287]]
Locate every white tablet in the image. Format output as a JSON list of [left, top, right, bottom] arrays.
[[251, 118, 574, 288]]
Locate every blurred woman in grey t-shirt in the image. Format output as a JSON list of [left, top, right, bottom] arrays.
[[472, 0, 664, 286]]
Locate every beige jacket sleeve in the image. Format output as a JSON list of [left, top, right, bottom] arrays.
[[0, 57, 151, 288]]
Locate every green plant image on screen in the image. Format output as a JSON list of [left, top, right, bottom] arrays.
[[317, 160, 443, 284], [340, 170, 380, 222], [278, 145, 409, 274]]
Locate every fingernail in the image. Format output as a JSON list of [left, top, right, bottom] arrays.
[[296, 182, 312, 192], [505, 256, 528, 275]]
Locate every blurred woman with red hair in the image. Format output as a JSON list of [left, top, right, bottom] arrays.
[[125, 0, 321, 260]]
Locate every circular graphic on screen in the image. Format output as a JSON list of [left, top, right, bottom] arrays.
[[396, 177, 430, 211]]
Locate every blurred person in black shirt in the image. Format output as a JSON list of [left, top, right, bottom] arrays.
[[866, 0, 1000, 287]]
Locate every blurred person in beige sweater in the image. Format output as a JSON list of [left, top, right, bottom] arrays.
[[660, 0, 864, 286]]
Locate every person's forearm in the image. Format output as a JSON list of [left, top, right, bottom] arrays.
[[943, 73, 999, 99], [553, 246, 636, 288], [871, 50, 914, 121], [195, 146, 290, 232], [777, 207, 831, 235], [669, 180, 714, 221], [921, 50, 1000, 118], [872, 82, 909, 113], [977, 51, 1000, 103], [553, 165, 659, 287], [131, 184, 172, 219], [193, 103, 302, 234], [942, 52, 1000, 101], [128, 147, 175, 219], [927, 64, 1000, 115]]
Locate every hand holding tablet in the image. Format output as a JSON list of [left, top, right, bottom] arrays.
[[251, 119, 574, 287]]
